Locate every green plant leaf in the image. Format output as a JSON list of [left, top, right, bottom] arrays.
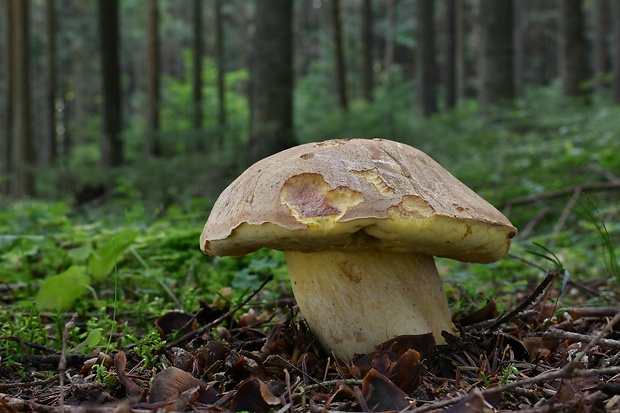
[[89, 228, 140, 280], [68, 244, 93, 261], [83, 328, 103, 347], [36, 266, 91, 311]]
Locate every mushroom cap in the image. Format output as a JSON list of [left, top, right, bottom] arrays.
[[201, 138, 517, 263]]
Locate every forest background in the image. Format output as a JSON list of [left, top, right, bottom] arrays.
[[3, 0, 620, 207]]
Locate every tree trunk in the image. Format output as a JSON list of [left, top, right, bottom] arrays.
[[479, 0, 515, 112], [9, 0, 35, 198], [361, 0, 374, 103], [513, 0, 526, 98], [98, 0, 123, 168], [247, 0, 295, 165], [384, 0, 395, 78], [4, 0, 15, 196], [594, 0, 610, 94], [614, 0, 620, 104], [455, 0, 465, 101], [215, 0, 226, 131], [332, 0, 348, 110], [146, 0, 161, 156], [444, 0, 457, 110], [557, 0, 590, 98], [45, 0, 58, 166], [416, 0, 437, 117], [192, 0, 203, 132]]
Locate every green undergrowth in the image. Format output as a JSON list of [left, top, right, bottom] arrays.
[[1, 84, 619, 366]]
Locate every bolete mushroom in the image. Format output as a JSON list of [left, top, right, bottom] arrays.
[[200, 138, 517, 360]]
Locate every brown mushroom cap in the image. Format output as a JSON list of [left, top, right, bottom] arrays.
[[201, 138, 516, 262]]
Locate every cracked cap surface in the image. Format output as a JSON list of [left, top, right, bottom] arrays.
[[200, 138, 517, 263]]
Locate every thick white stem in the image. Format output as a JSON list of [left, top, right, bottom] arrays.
[[284, 250, 457, 360]]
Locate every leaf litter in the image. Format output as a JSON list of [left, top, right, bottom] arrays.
[[1, 270, 620, 412]]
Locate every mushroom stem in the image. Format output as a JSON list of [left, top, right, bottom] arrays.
[[284, 250, 457, 360]]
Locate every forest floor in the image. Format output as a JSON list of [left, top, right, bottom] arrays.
[[2, 268, 620, 412]]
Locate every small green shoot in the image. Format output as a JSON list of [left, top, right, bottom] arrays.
[[578, 195, 619, 281], [126, 330, 166, 368]]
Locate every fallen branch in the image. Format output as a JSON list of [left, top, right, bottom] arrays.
[[485, 270, 560, 332]]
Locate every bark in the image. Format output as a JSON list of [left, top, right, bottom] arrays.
[[455, 0, 465, 101], [9, 0, 35, 197], [416, 0, 437, 117], [614, 0, 620, 104], [594, 0, 610, 93], [215, 0, 226, 129], [384, 0, 395, 77], [192, 0, 203, 131], [98, 0, 123, 167], [557, 0, 590, 98], [361, 0, 374, 103], [332, 0, 348, 110], [4, 0, 14, 196], [146, 0, 161, 156], [444, 0, 457, 109], [247, 0, 295, 164], [45, 0, 58, 166], [513, 0, 526, 97], [479, 0, 515, 112]]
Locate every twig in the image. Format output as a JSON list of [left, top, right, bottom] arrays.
[[165, 274, 274, 348], [503, 182, 620, 208], [485, 270, 560, 332], [408, 312, 620, 413], [58, 313, 78, 412], [543, 328, 620, 351], [550, 187, 582, 249], [0, 375, 59, 391]]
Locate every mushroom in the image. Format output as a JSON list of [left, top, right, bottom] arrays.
[[200, 138, 517, 360]]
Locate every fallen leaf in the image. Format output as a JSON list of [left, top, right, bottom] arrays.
[[149, 366, 207, 403], [230, 378, 281, 413], [155, 311, 195, 339], [375, 333, 435, 358], [388, 348, 423, 394], [114, 351, 144, 398], [361, 368, 410, 412], [456, 300, 497, 326]]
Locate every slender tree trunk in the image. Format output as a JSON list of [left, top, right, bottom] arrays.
[[513, 0, 526, 98], [416, 0, 437, 117], [361, 0, 374, 103], [479, 0, 515, 112], [247, 0, 295, 164], [332, 0, 348, 110], [594, 0, 610, 94], [557, 0, 589, 98], [444, 0, 457, 110], [45, 0, 57, 166], [98, 0, 123, 168], [384, 0, 395, 78], [236, 2, 248, 71], [9, 0, 35, 198], [146, 0, 161, 156], [192, 0, 203, 132], [4, 0, 15, 196], [215, 0, 226, 131], [614, 0, 620, 104], [455, 0, 465, 101]]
